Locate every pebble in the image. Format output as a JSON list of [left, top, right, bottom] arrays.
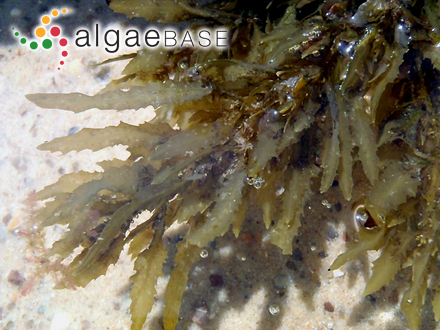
[[217, 288, 228, 302], [218, 246, 232, 258], [37, 305, 45, 314], [268, 304, 280, 315], [5, 320, 15, 329], [50, 311, 73, 330], [209, 274, 224, 287], [333, 269, 345, 278], [324, 301, 334, 312], [272, 274, 289, 290], [7, 270, 25, 286], [10, 8, 22, 18], [0, 223, 8, 242], [192, 304, 209, 325]]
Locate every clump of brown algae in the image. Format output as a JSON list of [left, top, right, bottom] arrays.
[[25, 0, 440, 329]]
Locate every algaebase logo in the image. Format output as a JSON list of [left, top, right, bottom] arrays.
[[12, 8, 72, 70], [12, 8, 229, 72]]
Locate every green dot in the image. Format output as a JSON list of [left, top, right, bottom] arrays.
[[30, 41, 38, 50], [15, 32, 19, 36], [20, 38, 26, 44], [42, 39, 52, 49], [12, 27, 14, 30]]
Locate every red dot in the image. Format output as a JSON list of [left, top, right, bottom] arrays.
[[50, 26, 61, 37], [60, 61, 64, 65], [58, 68, 60, 70], [59, 38, 67, 46], [62, 51, 68, 57]]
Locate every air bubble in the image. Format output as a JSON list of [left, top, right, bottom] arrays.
[[195, 64, 204, 73], [355, 211, 368, 223], [224, 161, 238, 177], [322, 200, 332, 209], [353, 204, 377, 229], [253, 179, 264, 189], [268, 304, 280, 315], [237, 254, 246, 261], [337, 41, 355, 57], [200, 250, 209, 258], [247, 176, 265, 189], [267, 109, 280, 122]]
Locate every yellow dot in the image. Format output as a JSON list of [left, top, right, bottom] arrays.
[[36, 27, 46, 38], [42, 16, 50, 24], [62, 9, 67, 13], [52, 10, 59, 16]]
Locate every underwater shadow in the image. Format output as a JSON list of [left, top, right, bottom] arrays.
[[173, 181, 353, 329], [347, 268, 412, 329], [176, 213, 290, 330]]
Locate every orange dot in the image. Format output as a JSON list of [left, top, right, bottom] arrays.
[[70, 9, 72, 12], [52, 10, 59, 16], [62, 9, 67, 13], [36, 27, 46, 38], [42, 16, 50, 24]]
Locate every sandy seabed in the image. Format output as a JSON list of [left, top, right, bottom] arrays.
[[0, 32, 412, 330]]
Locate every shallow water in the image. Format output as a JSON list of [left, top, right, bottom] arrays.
[[1, 2, 438, 330]]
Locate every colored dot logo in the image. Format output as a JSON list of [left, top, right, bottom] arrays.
[[12, 8, 72, 70], [51, 27, 61, 37]]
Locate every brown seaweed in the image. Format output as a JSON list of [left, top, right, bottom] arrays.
[[25, 1, 440, 329]]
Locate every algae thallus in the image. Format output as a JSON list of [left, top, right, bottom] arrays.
[[25, 0, 440, 329]]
